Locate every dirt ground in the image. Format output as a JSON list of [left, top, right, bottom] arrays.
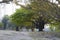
[[0, 30, 60, 40]]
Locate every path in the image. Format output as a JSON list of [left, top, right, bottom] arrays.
[[0, 30, 32, 40], [0, 30, 60, 40], [29, 32, 60, 40]]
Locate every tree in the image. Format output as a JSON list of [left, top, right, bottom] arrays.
[[13, 0, 60, 31], [11, 8, 34, 31], [2, 15, 9, 30], [28, 0, 60, 31]]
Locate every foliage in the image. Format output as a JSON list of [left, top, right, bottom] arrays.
[[11, 8, 34, 27], [0, 22, 3, 27], [30, 0, 59, 22], [50, 21, 60, 31], [14, 0, 60, 22]]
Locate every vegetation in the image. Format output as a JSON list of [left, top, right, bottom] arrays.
[[11, 0, 60, 31], [0, 22, 3, 28], [11, 8, 35, 31], [2, 15, 9, 30], [0, 0, 60, 32]]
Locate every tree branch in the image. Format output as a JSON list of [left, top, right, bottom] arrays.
[[13, 0, 31, 9]]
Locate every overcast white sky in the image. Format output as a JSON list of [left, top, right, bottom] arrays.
[[0, 3, 20, 20], [0, 0, 59, 20]]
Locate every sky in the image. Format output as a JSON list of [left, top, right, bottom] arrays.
[[0, 3, 20, 20], [0, 0, 27, 19], [0, 0, 59, 20]]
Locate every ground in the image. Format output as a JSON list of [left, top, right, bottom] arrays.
[[0, 30, 60, 40], [29, 32, 60, 40]]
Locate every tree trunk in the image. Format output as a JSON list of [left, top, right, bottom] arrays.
[[38, 19, 45, 31], [38, 24, 44, 31], [31, 28, 34, 32], [16, 26, 19, 31], [39, 29, 43, 31]]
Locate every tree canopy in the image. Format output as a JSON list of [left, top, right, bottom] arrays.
[[11, 0, 60, 31], [11, 8, 34, 27]]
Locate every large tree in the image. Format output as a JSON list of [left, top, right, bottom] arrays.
[[13, 0, 60, 31]]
